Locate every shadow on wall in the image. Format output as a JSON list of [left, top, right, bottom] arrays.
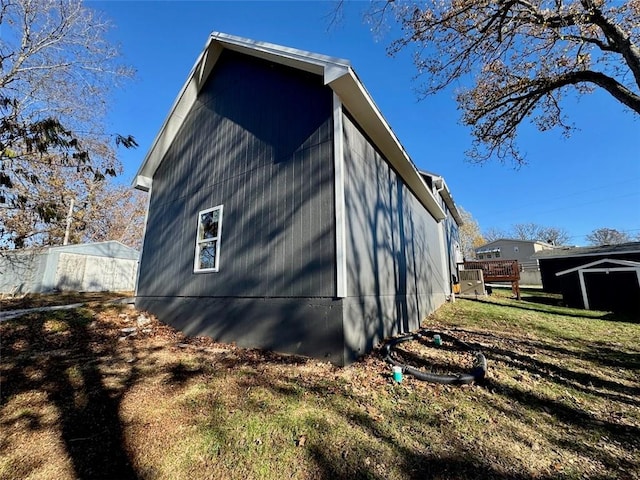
[[54, 255, 138, 292], [343, 114, 441, 358], [136, 51, 451, 363], [0, 250, 45, 294]]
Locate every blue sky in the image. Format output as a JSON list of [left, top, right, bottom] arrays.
[[90, 0, 639, 246]]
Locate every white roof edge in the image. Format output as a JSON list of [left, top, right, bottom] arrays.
[[555, 258, 640, 276], [132, 33, 218, 187], [135, 175, 152, 192], [133, 32, 447, 221], [49, 240, 136, 250], [211, 32, 352, 75], [329, 70, 446, 220]]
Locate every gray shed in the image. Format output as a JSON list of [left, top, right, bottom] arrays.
[[0, 241, 140, 294], [133, 33, 463, 365]]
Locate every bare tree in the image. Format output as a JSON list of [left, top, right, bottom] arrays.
[[377, 0, 640, 165], [0, 0, 135, 248], [82, 186, 147, 250], [483, 227, 509, 243], [3, 150, 146, 249], [586, 227, 631, 245], [511, 223, 570, 245], [483, 223, 570, 245]]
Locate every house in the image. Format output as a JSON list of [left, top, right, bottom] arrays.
[[475, 239, 559, 285], [535, 241, 640, 294], [133, 33, 463, 365], [0, 241, 140, 294], [555, 258, 640, 314]]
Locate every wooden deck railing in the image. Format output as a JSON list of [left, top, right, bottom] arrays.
[[457, 260, 521, 299]]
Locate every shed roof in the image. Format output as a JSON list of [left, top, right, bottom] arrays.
[[534, 241, 640, 259], [1, 241, 140, 261], [134, 32, 447, 221], [555, 258, 640, 276]]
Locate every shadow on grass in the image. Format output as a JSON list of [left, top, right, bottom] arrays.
[[521, 295, 565, 307], [462, 296, 605, 320], [452, 326, 640, 387], [0, 309, 139, 479], [488, 290, 639, 323], [487, 345, 639, 402], [307, 443, 554, 480], [229, 362, 585, 480], [2, 307, 638, 480], [484, 377, 640, 475]]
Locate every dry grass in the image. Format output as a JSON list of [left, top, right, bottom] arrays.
[[1, 290, 638, 479]]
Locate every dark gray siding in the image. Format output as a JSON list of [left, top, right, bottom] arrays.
[[138, 50, 336, 299], [441, 204, 460, 285], [136, 51, 343, 362], [342, 112, 447, 360], [137, 296, 345, 362]]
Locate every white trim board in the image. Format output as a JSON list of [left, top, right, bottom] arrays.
[[556, 258, 640, 277], [333, 93, 347, 298]]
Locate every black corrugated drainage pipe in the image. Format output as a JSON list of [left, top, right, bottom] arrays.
[[381, 329, 487, 385]]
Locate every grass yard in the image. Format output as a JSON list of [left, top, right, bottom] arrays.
[[1, 289, 638, 479]]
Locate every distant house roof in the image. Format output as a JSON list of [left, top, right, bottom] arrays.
[[475, 239, 558, 252], [534, 241, 640, 260], [134, 32, 448, 222]]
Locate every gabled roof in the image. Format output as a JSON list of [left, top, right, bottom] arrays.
[[134, 32, 446, 221], [535, 241, 640, 259], [556, 258, 640, 276]]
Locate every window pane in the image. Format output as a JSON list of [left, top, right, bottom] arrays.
[[199, 242, 217, 270], [200, 211, 219, 239]]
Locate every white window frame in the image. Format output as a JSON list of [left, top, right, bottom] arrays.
[[194, 205, 223, 273]]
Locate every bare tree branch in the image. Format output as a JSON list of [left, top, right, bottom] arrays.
[[375, 0, 640, 165]]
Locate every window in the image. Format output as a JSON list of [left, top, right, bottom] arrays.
[[495, 251, 501, 258], [194, 205, 223, 272]]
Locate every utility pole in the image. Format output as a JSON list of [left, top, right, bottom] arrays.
[[63, 198, 75, 246]]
